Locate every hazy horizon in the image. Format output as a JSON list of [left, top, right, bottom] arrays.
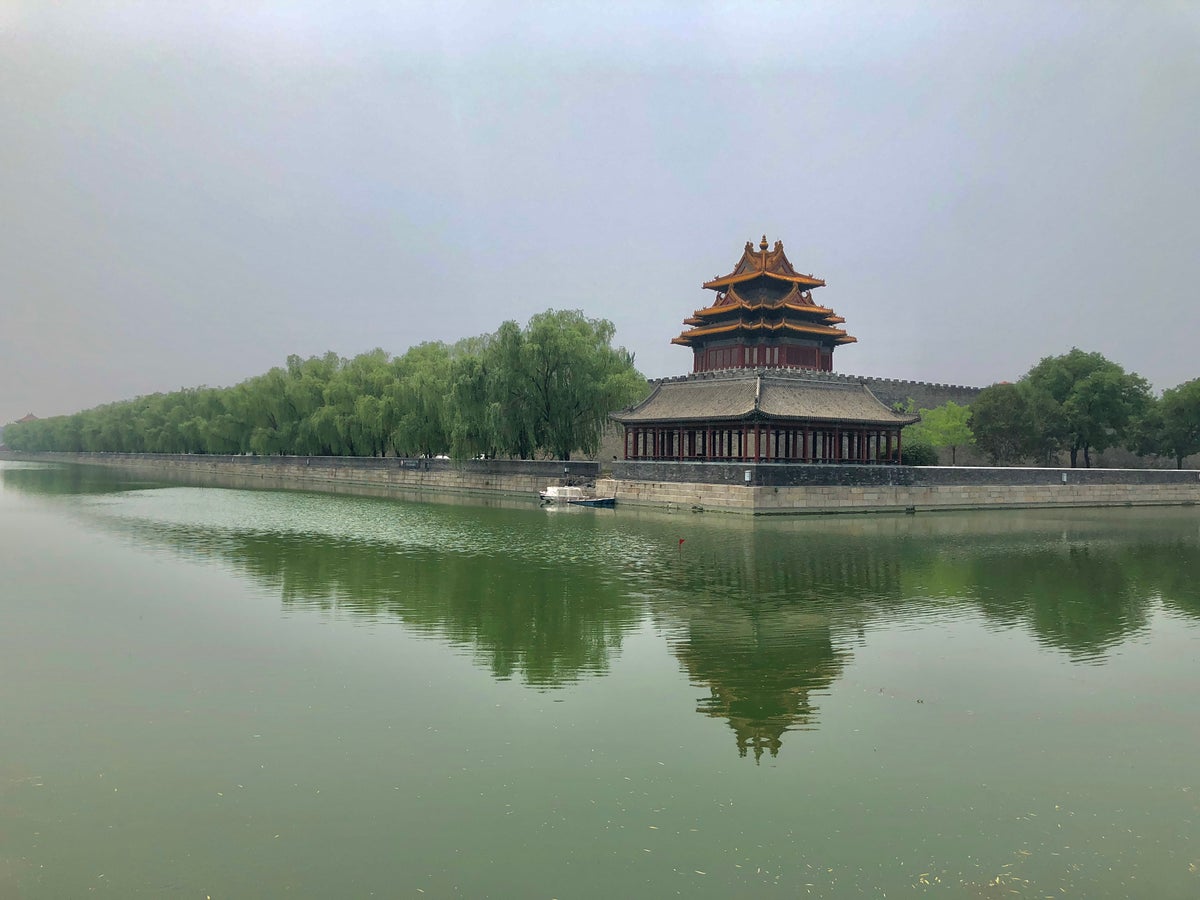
[[4, 1, 1198, 424]]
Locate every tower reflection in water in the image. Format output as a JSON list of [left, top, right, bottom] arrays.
[[6, 462, 1200, 760]]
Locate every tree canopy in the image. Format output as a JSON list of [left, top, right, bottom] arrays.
[[970, 349, 1152, 467], [4, 310, 648, 461], [1128, 379, 1200, 469], [905, 400, 975, 465]]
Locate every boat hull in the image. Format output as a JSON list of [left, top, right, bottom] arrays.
[[566, 497, 615, 508]]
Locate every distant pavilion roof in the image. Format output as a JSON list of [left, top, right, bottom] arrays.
[[675, 237, 855, 351], [703, 236, 827, 292], [612, 370, 918, 426]]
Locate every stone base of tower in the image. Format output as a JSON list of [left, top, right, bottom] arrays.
[[597, 464, 1200, 515]]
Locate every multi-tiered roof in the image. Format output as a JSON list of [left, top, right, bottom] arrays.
[[673, 237, 855, 373], [610, 236, 914, 464]]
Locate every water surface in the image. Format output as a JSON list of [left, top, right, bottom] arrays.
[[2, 461, 1198, 897]]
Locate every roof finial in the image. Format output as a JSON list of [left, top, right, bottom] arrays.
[[759, 235, 769, 251]]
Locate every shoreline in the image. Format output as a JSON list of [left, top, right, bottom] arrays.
[[4, 451, 1200, 515]]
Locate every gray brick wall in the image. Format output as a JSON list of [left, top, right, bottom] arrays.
[[612, 460, 1200, 488]]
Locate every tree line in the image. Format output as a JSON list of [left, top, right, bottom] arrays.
[[4, 310, 649, 461], [903, 348, 1200, 468]]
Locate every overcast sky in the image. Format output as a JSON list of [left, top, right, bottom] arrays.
[[2, 1, 1198, 424]]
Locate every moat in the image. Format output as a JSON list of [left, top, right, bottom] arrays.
[[2, 460, 1198, 897]]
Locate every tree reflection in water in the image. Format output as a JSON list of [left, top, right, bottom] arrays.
[[5, 462, 1200, 759]]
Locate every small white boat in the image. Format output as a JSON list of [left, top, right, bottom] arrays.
[[538, 485, 589, 504]]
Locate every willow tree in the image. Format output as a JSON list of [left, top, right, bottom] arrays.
[[390, 342, 453, 457], [518, 310, 647, 460]]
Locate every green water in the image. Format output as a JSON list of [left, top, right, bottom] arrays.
[[1, 461, 1198, 898]]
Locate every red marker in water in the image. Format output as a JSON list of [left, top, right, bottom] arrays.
[[678, 537, 685, 548]]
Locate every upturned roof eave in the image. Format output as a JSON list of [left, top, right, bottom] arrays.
[[671, 320, 856, 345], [702, 270, 826, 291], [688, 300, 838, 319]]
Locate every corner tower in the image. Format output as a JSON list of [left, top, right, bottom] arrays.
[[673, 236, 856, 373]]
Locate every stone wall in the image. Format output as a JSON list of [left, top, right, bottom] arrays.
[[10, 452, 599, 498], [11, 451, 1199, 516], [852, 375, 981, 411], [601, 461, 1200, 515]]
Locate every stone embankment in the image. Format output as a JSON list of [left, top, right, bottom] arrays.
[[602, 461, 1200, 515], [3, 452, 599, 499], [5, 452, 1199, 515]]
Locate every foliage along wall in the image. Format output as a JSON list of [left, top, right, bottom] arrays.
[[4, 310, 649, 461]]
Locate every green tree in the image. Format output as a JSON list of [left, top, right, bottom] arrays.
[[391, 343, 453, 457], [448, 352, 496, 459], [906, 401, 975, 465], [969, 383, 1035, 464], [1024, 349, 1151, 467], [1159, 379, 1200, 468], [899, 439, 938, 466], [1132, 380, 1200, 469], [519, 310, 646, 460], [488, 320, 539, 459], [2, 310, 645, 461]]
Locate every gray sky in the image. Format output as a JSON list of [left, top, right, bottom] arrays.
[[3, 1, 1198, 425]]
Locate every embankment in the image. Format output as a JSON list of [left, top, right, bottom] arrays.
[[5, 452, 1199, 515], [1, 452, 598, 500], [602, 461, 1200, 515]]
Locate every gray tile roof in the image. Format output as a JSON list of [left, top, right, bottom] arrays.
[[612, 371, 919, 426]]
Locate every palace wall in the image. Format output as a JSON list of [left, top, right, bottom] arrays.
[[5, 452, 1199, 516], [5, 452, 600, 499], [601, 462, 1200, 514], [851, 375, 982, 411]]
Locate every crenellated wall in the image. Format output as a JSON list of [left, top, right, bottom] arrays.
[[851, 375, 982, 411]]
